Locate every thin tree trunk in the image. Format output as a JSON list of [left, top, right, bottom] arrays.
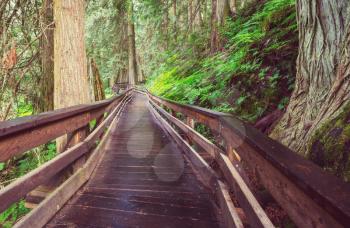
[[173, 0, 177, 40], [228, 0, 236, 15], [270, 0, 350, 155], [38, 0, 54, 113], [54, 0, 91, 152], [189, 0, 193, 32], [91, 58, 105, 101], [210, 0, 219, 53], [127, 0, 137, 86], [136, 55, 144, 83]]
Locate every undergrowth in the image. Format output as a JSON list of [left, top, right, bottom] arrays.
[[147, 0, 297, 124], [0, 142, 57, 227]]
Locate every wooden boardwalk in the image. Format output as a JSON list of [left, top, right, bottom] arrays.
[[2, 90, 349, 227], [46, 93, 220, 228]]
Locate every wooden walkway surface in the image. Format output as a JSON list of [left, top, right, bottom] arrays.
[[46, 93, 220, 228]]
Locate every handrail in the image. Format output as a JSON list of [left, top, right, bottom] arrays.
[[147, 91, 350, 227], [0, 90, 131, 162], [0, 89, 133, 216]]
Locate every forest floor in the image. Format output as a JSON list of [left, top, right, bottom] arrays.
[[147, 0, 298, 135]]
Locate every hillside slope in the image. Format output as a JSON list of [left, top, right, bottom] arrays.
[[147, 0, 297, 133]]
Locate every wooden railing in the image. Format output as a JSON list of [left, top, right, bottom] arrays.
[[147, 91, 350, 228], [0, 89, 133, 227]]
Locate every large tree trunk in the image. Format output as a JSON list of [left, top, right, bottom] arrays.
[[270, 0, 349, 155], [38, 0, 54, 113], [54, 0, 91, 152], [127, 0, 137, 86]]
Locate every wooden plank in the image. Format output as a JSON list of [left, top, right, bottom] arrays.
[[148, 93, 222, 131], [46, 204, 218, 228], [0, 143, 88, 214], [149, 103, 243, 228], [148, 91, 350, 227], [0, 91, 130, 162], [217, 154, 274, 227], [14, 94, 132, 228], [0, 93, 131, 215], [46, 92, 219, 228], [150, 99, 273, 227], [217, 180, 244, 228], [220, 116, 349, 227]]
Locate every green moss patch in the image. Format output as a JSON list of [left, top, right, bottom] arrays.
[[309, 103, 350, 181]]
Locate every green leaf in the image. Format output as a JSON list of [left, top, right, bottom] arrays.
[[0, 163, 5, 171]]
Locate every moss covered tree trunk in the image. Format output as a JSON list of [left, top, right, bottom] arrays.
[[270, 0, 350, 179], [127, 0, 138, 86], [38, 0, 54, 113], [54, 0, 91, 152]]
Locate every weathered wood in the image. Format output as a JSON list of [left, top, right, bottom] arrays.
[[0, 143, 87, 214], [220, 116, 349, 227], [14, 93, 132, 228], [149, 99, 273, 227], [149, 101, 243, 228], [217, 180, 244, 228], [0, 95, 126, 162], [0, 92, 132, 215], [148, 91, 350, 227], [46, 93, 219, 228], [148, 93, 223, 131]]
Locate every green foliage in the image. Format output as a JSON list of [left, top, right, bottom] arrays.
[[0, 201, 29, 228], [148, 0, 297, 123], [0, 163, 5, 171], [89, 119, 97, 131], [0, 143, 57, 226]]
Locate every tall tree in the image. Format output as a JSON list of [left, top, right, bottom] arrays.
[[91, 58, 105, 101], [210, 0, 219, 53], [127, 0, 138, 86], [38, 0, 54, 113], [271, 1, 350, 155], [54, 0, 91, 152]]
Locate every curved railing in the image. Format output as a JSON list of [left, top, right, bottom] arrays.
[[147, 91, 350, 228]]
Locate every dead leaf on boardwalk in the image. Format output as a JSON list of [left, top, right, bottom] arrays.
[[2, 43, 17, 70]]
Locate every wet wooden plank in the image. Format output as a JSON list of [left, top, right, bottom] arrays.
[[47, 204, 218, 228], [14, 94, 132, 228], [148, 90, 350, 227], [45, 93, 220, 228]]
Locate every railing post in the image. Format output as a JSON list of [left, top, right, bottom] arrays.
[[68, 125, 90, 171], [226, 144, 241, 163], [185, 117, 195, 144], [186, 117, 195, 129]]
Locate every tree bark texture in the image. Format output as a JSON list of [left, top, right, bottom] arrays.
[[91, 58, 105, 101], [54, 0, 91, 152], [210, 0, 219, 53], [270, 0, 350, 155], [128, 0, 138, 86], [38, 0, 54, 113], [217, 0, 229, 25]]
